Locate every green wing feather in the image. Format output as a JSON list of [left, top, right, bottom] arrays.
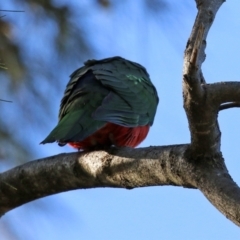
[[41, 56, 159, 144], [91, 57, 158, 126]]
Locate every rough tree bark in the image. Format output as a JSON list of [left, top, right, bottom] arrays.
[[1, 0, 240, 226]]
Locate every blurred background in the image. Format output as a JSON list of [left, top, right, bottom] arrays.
[[0, 0, 240, 239]]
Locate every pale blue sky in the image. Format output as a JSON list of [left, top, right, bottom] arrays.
[[0, 1, 240, 239]]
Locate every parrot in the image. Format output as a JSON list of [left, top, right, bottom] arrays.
[[41, 56, 159, 150]]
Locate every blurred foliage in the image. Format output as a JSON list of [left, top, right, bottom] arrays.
[[0, 0, 93, 163], [97, 0, 111, 8], [145, 0, 169, 13]]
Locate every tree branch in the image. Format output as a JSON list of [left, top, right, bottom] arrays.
[[219, 102, 240, 111], [183, 0, 224, 155], [207, 82, 240, 106], [180, 0, 240, 226], [1, 146, 240, 226], [0, 145, 192, 216], [196, 166, 240, 226]]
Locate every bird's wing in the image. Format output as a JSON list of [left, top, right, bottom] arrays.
[[90, 57, 159, 126], [41, 70, 107, 143]]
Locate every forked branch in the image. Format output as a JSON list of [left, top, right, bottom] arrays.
[[183, 0, 224, 154], [182, 0, 240, 226]]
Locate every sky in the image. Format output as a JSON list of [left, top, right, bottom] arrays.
[[0, 0, 240, 239]]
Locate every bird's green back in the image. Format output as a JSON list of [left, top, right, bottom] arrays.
[[41, 56, 159, 144]]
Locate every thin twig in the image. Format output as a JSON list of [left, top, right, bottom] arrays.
[[0, 99, 12, 103], [0, 10, 24, 13], [219, 102, 240, 111]]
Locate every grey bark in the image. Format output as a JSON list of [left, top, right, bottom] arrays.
[[1, 0, 240, 227]]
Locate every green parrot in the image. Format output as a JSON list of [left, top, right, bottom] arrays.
[[41, 56, 159, 150]]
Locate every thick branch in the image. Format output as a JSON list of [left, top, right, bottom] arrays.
[[0, 145, 191, 216], [196, 167, 240, 226], [183, 0, 224, 154], [1, 147, 240, 226], [183, 150, 240, 226]]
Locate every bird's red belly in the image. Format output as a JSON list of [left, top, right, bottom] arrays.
[[69, 123, 150, 150]]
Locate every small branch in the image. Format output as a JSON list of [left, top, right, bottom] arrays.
[[207, 82, 240, 105], [0, 99, 12, 103], [0, 10, 24, 13], [219, 102, 240, 111]]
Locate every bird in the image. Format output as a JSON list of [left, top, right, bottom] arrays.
[[41, 56, 159, 150]]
